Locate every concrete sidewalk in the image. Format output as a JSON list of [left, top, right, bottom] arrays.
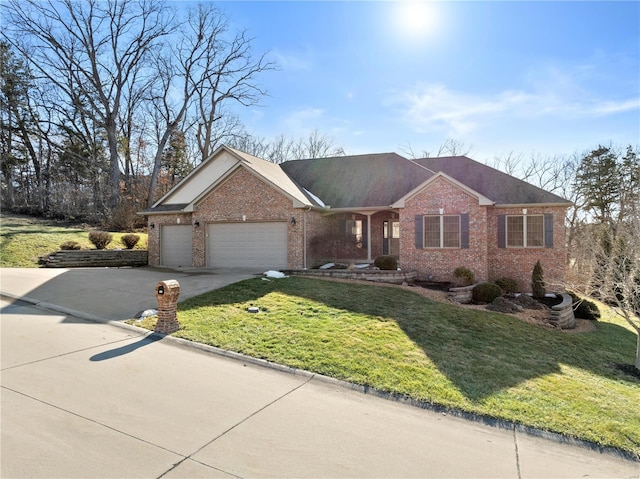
[[1, 267, 638, 477], [2, 296, 637, 478], [0, 266, 256, 322]]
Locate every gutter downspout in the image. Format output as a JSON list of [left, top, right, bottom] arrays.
[[303, 206, 311, 269]]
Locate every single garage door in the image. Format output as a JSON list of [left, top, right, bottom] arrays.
[[160, 225, 193, 267], [208, 222, 287, 270]]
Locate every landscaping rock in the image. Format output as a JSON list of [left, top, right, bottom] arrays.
[[514, 294, 545, 310], [486, 297, 523, 314]]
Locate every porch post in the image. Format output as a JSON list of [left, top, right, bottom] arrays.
[[366, 212, 373, 262]]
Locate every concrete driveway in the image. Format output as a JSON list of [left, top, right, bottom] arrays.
[[0, 266, 256, 322], [1, 267, 638, 478]]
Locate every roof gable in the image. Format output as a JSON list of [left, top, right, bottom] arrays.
[[148, 145, 313, 212], [412, 156, 572, 206], [392, 171, 494, 208]]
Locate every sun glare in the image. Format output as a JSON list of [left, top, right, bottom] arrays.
[[393, 1, 439, 40]]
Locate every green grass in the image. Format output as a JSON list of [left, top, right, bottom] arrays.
[[0, 214, 148, 267], [134, 276, 640, 456]]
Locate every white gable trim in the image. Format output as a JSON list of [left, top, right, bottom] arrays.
[[192, 162, 312, 209], [153, 145, 315, 210], [152, 145, 239, 208], [392, 172, 494, 208]]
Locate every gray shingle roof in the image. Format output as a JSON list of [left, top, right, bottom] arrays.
[[280, 153, 433, 208], [412, 156, 572, 205], [142, 147, 572, 216], [139, 203, 190, 214]]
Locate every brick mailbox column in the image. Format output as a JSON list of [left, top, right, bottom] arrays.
[[155, 280, 180, 334]]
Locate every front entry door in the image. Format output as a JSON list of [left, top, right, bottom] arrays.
[[383, 220, 400, 256]]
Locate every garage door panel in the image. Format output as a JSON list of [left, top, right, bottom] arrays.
[[208, 222, 287, 270], [161, 225, 192, 267]]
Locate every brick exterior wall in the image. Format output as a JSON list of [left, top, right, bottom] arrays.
[[189, 167, 305, 268], [147, 213, 193, 266], [487, 206, 568, 292], [147, 165, 568, 293], [401, 177, 489, 283]]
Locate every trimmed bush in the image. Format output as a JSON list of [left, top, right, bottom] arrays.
[[60, 241, 81, 250], [568, 291, 601, 320], [374, 255, 398, 270], [531, 260, 546, 299], [453, 267, 475, 286], [88, 230, 112, 250], [494, 277, 518, 294], [472, 282, 502, 304], [120, 234, 140, 250]]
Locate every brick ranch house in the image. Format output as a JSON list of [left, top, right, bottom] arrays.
[[141, 145, 572, 292]]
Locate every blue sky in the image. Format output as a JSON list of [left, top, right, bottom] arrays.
[[215, 1, 639, 161]]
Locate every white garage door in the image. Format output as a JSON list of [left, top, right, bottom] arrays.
[[208, 222, 287, 270], [160, 225, 193, 267]]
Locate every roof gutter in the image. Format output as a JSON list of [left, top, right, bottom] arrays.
[[494, 202, 573, 208]]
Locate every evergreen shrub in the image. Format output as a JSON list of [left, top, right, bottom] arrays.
[[453, 267, 475, 286], [568, 291, 601, 320], [531, 260, 546, 299], [495, 277, 519, 294], [374, 255, 398, 270], [472, 282, 502, 304]]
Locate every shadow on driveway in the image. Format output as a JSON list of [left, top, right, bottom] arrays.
[[89, 335, 163, 362]]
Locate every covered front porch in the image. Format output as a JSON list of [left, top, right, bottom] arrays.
[[305, 209, 401, 267]]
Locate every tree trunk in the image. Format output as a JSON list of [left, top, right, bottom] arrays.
[[636, 334, 640, 371], [147, 127, 173, 208], [106, 120, 120, 212]]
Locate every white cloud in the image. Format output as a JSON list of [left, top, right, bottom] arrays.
[[272, 48, 312, 71], [393, 70, 639, 136], [591, 99, 640, 115]]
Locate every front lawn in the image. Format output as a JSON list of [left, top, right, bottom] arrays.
[[134, 276, 640, 456], [0, 214, 148, 267]]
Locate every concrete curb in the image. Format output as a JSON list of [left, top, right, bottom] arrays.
[[3, 290, 638, 464]]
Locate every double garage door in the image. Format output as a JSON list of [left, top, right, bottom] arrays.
[[161, 222, 287, 270], [207, 222, 288, 270]]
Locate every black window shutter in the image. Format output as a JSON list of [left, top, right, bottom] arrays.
[[361, 217, 368, 248], [544, 214, 554, 248], [415, 216, 423, 249], [383, 221, 389, 255], [497, 215, 506, 248], [460, 214, 469, 249], [339, 219, 346, 235]]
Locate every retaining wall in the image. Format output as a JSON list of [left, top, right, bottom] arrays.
[[40, 250, 148, 268], [285, 269, 417, 284]]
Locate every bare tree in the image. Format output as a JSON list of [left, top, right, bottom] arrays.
[[192, 18, 275, 163], [291, 129, 345, 159], [569, 217, 640, 370], [402, 138, 473, 159], [3, 0, 174, 212], [228, 128, 345, 164]]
